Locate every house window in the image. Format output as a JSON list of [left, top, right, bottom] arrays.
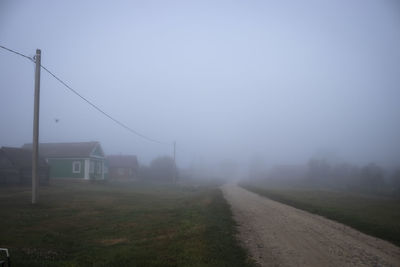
[[72, 161, 81, 173]]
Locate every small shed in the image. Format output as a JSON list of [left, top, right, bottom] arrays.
[[107, 155, 138, 180], [0, 147, 49, 185]]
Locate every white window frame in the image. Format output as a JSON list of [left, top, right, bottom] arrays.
[[72, 161, 81, 173]]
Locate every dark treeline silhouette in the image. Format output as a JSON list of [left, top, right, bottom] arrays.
[[138, 156, 176, 182]]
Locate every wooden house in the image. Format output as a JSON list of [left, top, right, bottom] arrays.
[[22, 142, 106, 180], [107, 155, 138, 180], [0, 147, 49, 185]]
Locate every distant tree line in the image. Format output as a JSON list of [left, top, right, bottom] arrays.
[[138, 156, 177, 182], [249, 158, 400, 197], [306, 158, 400, 196]]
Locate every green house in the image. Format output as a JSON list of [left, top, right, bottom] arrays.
[[22, 142, 106, 180]]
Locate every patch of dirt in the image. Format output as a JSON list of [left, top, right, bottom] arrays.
[[19, 247, 64, 260], [139, 228, 178, 243], [201, 196, 213, 206], [120, 221, 138, 227], [99, 238, 128, 246], [222, 184, 400, 267]]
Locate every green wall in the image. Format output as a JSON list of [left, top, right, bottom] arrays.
[[89, 159, 103, 179], [48, 158, 85, 178]]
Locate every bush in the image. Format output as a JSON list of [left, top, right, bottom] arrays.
[[359, 163, 385, 193], [147, 156, 177, 182]]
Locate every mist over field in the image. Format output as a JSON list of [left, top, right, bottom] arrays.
[[1, 0, 400, 174], [2, 2, 400, 266]]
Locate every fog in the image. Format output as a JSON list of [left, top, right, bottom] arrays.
[[1, 0, 400, 171]]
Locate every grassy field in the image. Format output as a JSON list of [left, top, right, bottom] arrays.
[[240, 182, 400, 247], [0, 180, 254, 267]]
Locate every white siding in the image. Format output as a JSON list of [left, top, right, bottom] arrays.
[[84, 159, 90, 179]]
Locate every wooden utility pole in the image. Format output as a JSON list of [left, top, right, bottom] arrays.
[[173, 141, 176, 183], [32, 49, 41, 204]]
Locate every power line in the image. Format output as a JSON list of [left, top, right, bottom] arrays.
[[0, 44, 170, 145], [40, 64, 169, 145], [0, 45, 34, 61]]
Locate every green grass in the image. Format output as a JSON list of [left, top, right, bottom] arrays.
[[0, 180, 254, 266], [240, 182, 400, 247]]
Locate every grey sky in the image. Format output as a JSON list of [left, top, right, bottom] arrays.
[[1, 0, 399, 167]]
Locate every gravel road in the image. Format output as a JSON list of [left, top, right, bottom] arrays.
[[222, 184, 400, 267]]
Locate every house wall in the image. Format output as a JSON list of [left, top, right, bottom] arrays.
[[84, 159, 90, 179], [0, 169, 19, 185], [109, 167, 137, 179], [0, 153, 49, 185], [0, 168, 49, 185], [0, 154, 17, 184], [48, 158, 85, 178], [103, 162, 108, 180], [89, 159, 104, 180], [19, 168, 49, 184], [47, 158, 105, 180]]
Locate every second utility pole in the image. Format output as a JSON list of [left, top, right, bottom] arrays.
[[32, 49, 41, 204]]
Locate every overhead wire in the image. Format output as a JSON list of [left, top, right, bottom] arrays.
[[39, 64, 169, 145], [0, 45, 34, 61], [0, 44, 171, 145]]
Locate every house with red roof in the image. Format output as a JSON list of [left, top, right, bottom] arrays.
[[107, 155, 138, 180]]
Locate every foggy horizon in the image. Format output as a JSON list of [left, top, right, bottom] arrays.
[[1, 0, 400, 169]]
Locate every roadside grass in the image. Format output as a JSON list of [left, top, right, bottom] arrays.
[[240, 182, 400, 247], [0, 180, 255, 266]]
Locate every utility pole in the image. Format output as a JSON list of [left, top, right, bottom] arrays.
[[173, 141, 176, 183], [32, 49, 41, 204]]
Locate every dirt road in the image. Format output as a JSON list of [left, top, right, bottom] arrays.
[[222, 184, 400, 267]]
